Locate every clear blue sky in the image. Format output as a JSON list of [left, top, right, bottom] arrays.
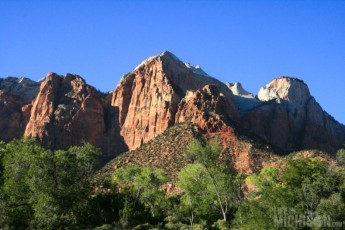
[[1, 0, 344, 124]]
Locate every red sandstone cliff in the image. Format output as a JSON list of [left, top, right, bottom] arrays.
[[0, 52, 344, 163], [174, 84, 280, 173], [24, 73, 127, 155], [111, 51, 238, 150]]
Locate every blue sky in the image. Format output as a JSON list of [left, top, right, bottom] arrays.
[[1, 0, 344, 124]]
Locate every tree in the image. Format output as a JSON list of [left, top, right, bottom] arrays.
[[112, 166, 168, 226], [0, 141, 5, 186], [314, 193, 345, 227], [177, 139, 241, 227], [0, 138, 44, 228], [177, 163, 217, 226], [336, 148, 345, 166], [29, 143, 101, 228], [0, 139, 101, 229], [233, 156, 344, 229]]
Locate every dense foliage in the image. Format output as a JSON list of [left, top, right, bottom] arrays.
[[234, 152, 345, 229], [0, 138, 344, 229], [0, 139, 101, 229]]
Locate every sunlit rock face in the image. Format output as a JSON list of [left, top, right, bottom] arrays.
[[257, 77, 311, 103], [24, 73, 127, 155], [1, 53, 345, 164], [111, 51, 239, 150], [175, 84, 234, 132]]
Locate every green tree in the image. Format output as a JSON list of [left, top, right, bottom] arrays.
[[177, 163, 217, 226], [0, 139, 44, 228], [29, 143, 101, 228], [0, 139, 101, 229], [112, 166, 168, 226], [233, 157, 344, 229], [177, 139, 241, 227], [0, 141, 5, 186], [336, 148, 345, 166], [314, 193, 345, 228]]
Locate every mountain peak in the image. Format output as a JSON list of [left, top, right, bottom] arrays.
[[226, 82, 254, 99], [134, 51, 182, 71], [184, 63, 210, 77], [158, 50, 176, 58], [0, 76, 40, 103], [257, 76, 311, 103]]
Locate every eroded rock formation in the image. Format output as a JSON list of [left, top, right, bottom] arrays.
[[241, 77, 345, 153], [111, 51, 238, 150], [0, 52, 344, 164], [24, 73, 127, 155]]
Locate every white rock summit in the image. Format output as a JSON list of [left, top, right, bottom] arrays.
[[226, 82, 261, 112], [226, 82, 254, 99], [257, 77, 311, 104]]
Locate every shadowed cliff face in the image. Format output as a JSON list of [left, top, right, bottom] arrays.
[[0, 91, 25, 141], [0, 77, 40, 141], [240, 77, 345, 153], [0, 52, 344, 164], [0, 77, 40, 103]]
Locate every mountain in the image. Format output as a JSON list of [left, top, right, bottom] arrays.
[[0, 77, 40, 141], [24, 73, 127, 155], [0, 77, 40, 103], [241, 77, 345, 153], [95, 122, 280, 184], [0, 51, 344, 173], [111, 51, 238, 150]]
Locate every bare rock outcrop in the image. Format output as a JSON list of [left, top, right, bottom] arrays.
[[175, 84, 235, 132], [226, 82, 261, 112], [1, 52, 344, 171], [24, 73, 127, 155], [174, 84, 279, 174], [0, 91, 25, 141], [111, 51, 239, 150], [241, 77, 345, 153], [0, 77, 40, 103]]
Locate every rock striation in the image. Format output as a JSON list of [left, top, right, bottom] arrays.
[[241, 77, 345, 153], [0, 52, 344, 165], [175, 84, 234, 132], [111, 51, 238, 150], [24, 73, 127, 155]]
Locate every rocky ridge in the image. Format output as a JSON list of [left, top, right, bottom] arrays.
[[96, 122, 280, 181], [0, 52, 344, 171], [111, 51, 238, 150], [241, 77, 345, 153], [0, 77, 40, 103]]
